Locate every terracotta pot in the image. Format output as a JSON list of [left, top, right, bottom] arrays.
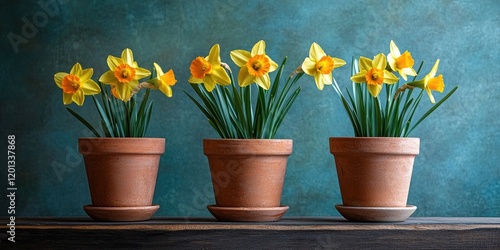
[[78, 138, 164, 207], [203, 139, 292, 208], [329, 137, 419, 207]]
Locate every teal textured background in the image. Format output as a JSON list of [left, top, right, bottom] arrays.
[[1, 0, 499, 218]]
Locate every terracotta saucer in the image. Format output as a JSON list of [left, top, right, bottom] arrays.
[[207, 205, 289, 222], [335, 205, 417, 222], [83, 205, 160, 222]]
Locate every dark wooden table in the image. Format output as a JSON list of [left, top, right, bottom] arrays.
[[2, 217, 500, 249]]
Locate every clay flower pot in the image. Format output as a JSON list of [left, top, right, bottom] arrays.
[[203, 139, 292, 222], [329, 137, 420, 222], [78, 138, 165, 221]]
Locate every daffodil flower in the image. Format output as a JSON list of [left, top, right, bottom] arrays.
[[230, 40, 278, 90], [99, 48, 151, 101], [407, 59, 445, 103], [149, 63, 177, 97], [351, 53, 399, 98], [387, 40, 417, 81], [54, 63, 101, 106], [189, 44, 231, 92], [301, 42, 346, 90]]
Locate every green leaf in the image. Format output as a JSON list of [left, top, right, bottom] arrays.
[[185, 56, 302, 139], [141, 101, 153, 137], [332, 57, 458, 137], [184, 88, 229, 138], [92, 95, 114, 137], [65, 107, 101, 137], [406, 85, 459, 136]]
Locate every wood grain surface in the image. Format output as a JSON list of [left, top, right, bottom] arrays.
[[2, 217, 499, 249]]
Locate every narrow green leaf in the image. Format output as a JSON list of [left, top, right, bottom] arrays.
[[184, 89, 228, 138], [270, 87, 301, 138], [141, 101, 153, 137], [66, 107, 101, 137], [406, 85, 459, 136], [92, 95, 114, 137]]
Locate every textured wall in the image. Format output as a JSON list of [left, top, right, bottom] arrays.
[[1, 0, 499, 218]]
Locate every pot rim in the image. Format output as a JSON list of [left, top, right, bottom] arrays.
[[78, 137, 165, 155], [203, 138, 293, 155], [78, 137, 165, 141], [329, 137, 419, 155], [203, 138, 292, 142], [329, 137, 419, 140]]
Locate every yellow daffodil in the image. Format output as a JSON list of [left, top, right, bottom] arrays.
[[387, 40, 417, 81], [301, 42, 346, 90], [189, 44, 231, 92], [408, 59, 445, 103], [350, 53, 399, 98], [54, 63, 101, 106], [150, 63, 177, 97], [99, 48, 151, 101], [230, 40, 278, 90]]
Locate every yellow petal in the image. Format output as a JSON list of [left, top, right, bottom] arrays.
[[63, 92, 73, 105], [389, 40, 401, 57], [153, 62, 164, 76], [81, 79, 101, 95], [251, 40, 266, 56], [383, 70, 399, 84], [72, 89, 85, 106], [358, 56, 372, 71], [323, 72, 333, 85], [428, 59, 440, 78], [314, 72, 324, 90], [188, 75, 204, 84], [230, 50, 251, 67], [159, 84, 173, 97], [203, 76, 217, 92], [238, 66, 254, 87], [332, 58, 346, 68], [128, 79, 139, 89], [70, 63, 83, 76], [268, 56, 278, 72], [426, 88, 436, 104], [350, 71, 367, 83], [254, 74, 270, 90], [367, 84, 382, 97], [401, 67, 417, 77], [207, 44, 222, 65], [114, 83, 127, 100], [122, 48, 134, 66], [99, 71, 117, 86], [107, 55, 121, 71], [309, 42, 326, 62], [115, 82, 132, 101], [79, 68, 93, 82], [134, 67, 151, 80], [373, 53, 387, 70], [301, 57, 317, 76], [211, 66, 231, 85], [399, 71, 408, 81], [387, 53, 398, 71], [54, 72, 68, 88]]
